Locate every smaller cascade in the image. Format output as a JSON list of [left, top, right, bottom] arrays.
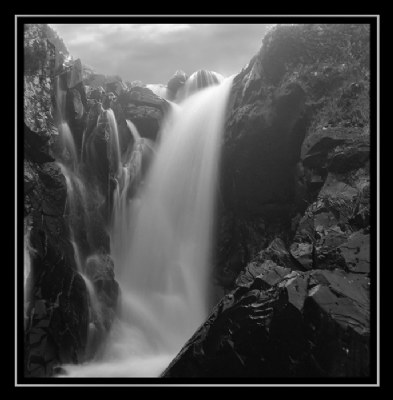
[[58, 161, 103, 356], [55, 76, 78, 170], [176, 70, 224, 102], [111, 120, 154, 269], [58, 122, 78, 169], [126, 119, 141, 143], [105, 109, 122, 179], [24, 217, 35, 329], [23, 220, 32, 292]]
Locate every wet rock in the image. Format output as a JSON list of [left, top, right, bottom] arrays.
[[278, 271, 309, 311], [85, 253, 119, 330], [163, 286, 314, 378], [236, 259, 291, 288], [66, 58, 83, 89], [24, 161, 38, 210], [67, 87, 85, 120], [163, 266, 370, 377], [222, 80, 307, 217], [125, 105, 162, 140], [88, 87, 105, 102], [65, 82, 88, 152], [290, 242, 314, 270], [303, 269, 369, 376], [84, 123, 109, 196], [257, 237, 297, 270], [217, 24, 370, 287], [115, 87, 169, 141], [105, 79, 127, 96], [24, 124, 55, 163], [24, 25, 57, 134], [167, 70, 187, 100], [339, 231, 370, 273]]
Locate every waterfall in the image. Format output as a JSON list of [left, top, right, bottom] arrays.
[[60, 76, 233, 377], [176, 69, 224, 101]]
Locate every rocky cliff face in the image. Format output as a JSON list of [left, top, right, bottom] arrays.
[[23, 24, 120, 377], [24, 24, 90, 377], [164, 24, 371, 378]]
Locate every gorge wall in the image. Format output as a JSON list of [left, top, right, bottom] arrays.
[[164, 24, 371, 378], [23, 23, 372, 378]]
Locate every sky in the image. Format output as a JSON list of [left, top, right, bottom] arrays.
[[49, 24, 273, 84]]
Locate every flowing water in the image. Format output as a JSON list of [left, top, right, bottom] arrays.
[[176, 70, 224, 102], [55, 76, 78, 169], [60, 76, 233, 377], [24, 218, 35, 328], [54, 77, 104, 356], [105, 109, 122, 178]]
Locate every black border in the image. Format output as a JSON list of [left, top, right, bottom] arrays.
[[16, 14, 379, 387]]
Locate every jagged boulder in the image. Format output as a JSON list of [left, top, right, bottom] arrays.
[[162, 260, 370, 377]]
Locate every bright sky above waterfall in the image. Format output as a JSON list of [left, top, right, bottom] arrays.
[[49, 23, 273, 84]]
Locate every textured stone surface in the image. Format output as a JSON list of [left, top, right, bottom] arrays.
[[115, 87, 169, 141], [163, 260, 370, 378], [216, 24, 370, 288]]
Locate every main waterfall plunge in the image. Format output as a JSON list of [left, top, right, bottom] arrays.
[[60, 76, 233, 377]]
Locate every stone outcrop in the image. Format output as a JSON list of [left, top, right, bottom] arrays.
[[167, 70, 188, 101], [115, 86, 170, 141], [163, 261, 369, 378]]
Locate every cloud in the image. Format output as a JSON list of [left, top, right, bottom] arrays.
[[49, 23, 272, 84]]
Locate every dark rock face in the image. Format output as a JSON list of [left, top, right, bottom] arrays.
[[166, 24, 371, 378], [163, 260, 369, 378], [24, 158, 90, 377], [216, 23, 370, 288]]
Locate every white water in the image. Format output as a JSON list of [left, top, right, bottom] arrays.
[[105, 109, 122, 178], [176, 70, 224, 102], [58, 161, 102, 351], [61, 76, 233, 377], [55, 76, 78, 169], [23, 218, 35, 326]]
